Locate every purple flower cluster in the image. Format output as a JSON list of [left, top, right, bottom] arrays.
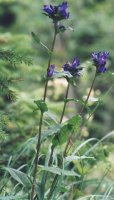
[[48, 52, 109, 78], [43, 3, 109, 78], [48, 65, 55, 77], [63, 58, 82, 77], [92, 51, 109, 73], [43, 2, 69, 22]]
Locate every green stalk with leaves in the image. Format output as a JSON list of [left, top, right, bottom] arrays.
[[30, 26, 57, 200]]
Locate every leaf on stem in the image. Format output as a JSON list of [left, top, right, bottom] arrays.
[[52, 115, 82, 147], [41, 124, 61, 142], [53, 71, 72, 78], [0, 196, 28, 200], [34, 99, 48, 113], [64, 98, 84, 106], [5, 167, 31, 189], [31, 32, 50, 53], [38, 165, 80, 177], [64, 155, 95, 162]]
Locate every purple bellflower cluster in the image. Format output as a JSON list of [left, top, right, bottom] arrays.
[[63, 58, 82, 77], [92, 51, 109, 73], [43, 2, 109, 78], [43, 2, 69, 22], [48, 65, 55, 77]]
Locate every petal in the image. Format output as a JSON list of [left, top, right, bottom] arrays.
[[72, 58, 80, 69], [48, 65, 55, 77]]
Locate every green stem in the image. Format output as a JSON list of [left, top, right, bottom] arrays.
[[47, 174, 59, 200], [63, 71, 97, 159], [77, 71, 97, 192], [47, 82, 70, 200], [80, 70, 97, 115], [63, 72, 97, 158], [63, 137, 71, 157], [60, 82, 70, 123], [43, 28, 57, 101], [30, 27, 57, 200], [79, 71, 97, 134]]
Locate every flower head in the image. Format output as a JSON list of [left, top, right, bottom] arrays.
[[43, 2, 69, 22], [63, 58, 82, 77], [92, 51, 109, 73], [48, 65, 55, 77]]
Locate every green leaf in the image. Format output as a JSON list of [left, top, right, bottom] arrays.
[[31, 32, 49, 52], [46, 111, 58, 123], [85, 130, 114, 156], [41, 124, 61, 142], [64, 98, 84, 106], [35, 182, 43, 200], [34, 99, 48, 113], [72, 138, 98, 156], [39, 165, 80, 177], [31, 32, 40, 43], [40, 145, 52, 200], [68, 115, 82, 132], [0, 196, 28, 200], [52, 124, 72, 147], [59, 186, 68, 193], [65, 155, 95, 162], [5, 168, 31, 188], [52, 115, 82, 147], [53, 71, 72, 78]]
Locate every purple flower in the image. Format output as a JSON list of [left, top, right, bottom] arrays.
[[43, 2, 69, 22], [48, 65, 55, 77], [92, 51, 109, 73], [63, 58, 82, 77]]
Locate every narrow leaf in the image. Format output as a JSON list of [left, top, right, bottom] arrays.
[[72, 138, 98, 156], [65, 155, 95, 162], [53, 71, 72, 78], [0, 196, 28, 200], [64, 98, 84, 106], [31, 32, 49, 52], [5, 168, 31, 188], [39, 165, 80, 177], [31, 32, 40, 43]]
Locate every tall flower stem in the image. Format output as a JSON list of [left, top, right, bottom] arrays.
[[60, 82, 70, 123], [80, 70, 97, 115], [73, 70, 97, 192], [30, 26, 57, 200], [47, 82, 70, 200], [78, 70, 97, 138]]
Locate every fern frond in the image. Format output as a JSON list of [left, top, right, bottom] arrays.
[[0, 112, 9, 142], [0, 49, 32, 66], [0, 77, 17, 101], [0, 77, 10, 91]]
